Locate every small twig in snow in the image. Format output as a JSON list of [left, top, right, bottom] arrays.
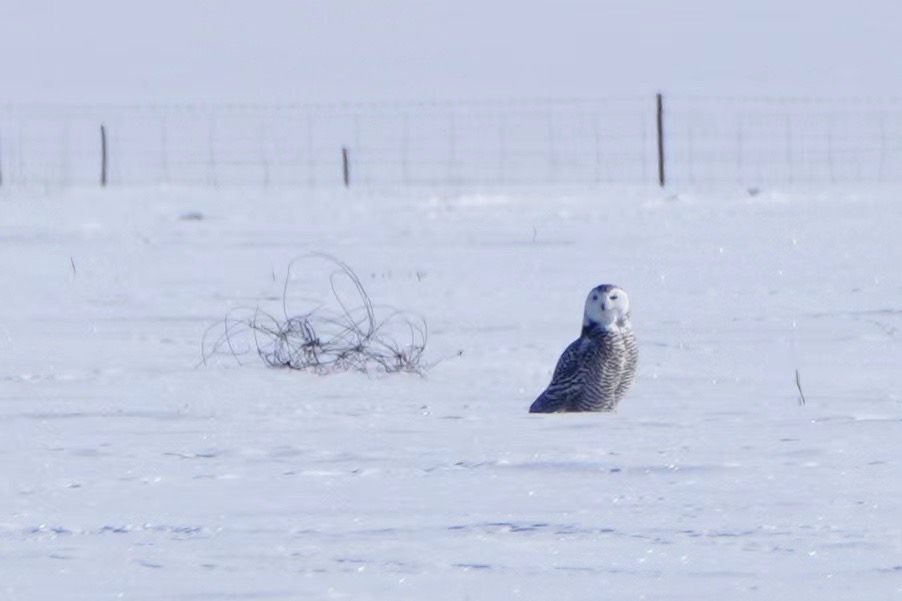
[[795, 369, 807, 406]]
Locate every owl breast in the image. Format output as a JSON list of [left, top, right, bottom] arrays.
[[573, 328, 633, 412]]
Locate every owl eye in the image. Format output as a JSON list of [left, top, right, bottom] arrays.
[[592, 295, 598, 301], [610, 295, 619, 300]]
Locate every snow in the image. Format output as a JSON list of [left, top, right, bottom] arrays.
[[1, 184, 901, 599]]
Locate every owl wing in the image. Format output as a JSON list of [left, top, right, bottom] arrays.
[[529, 338, 587, 413]]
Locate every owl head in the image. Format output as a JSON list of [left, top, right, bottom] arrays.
[[582, 284, 631, 331]]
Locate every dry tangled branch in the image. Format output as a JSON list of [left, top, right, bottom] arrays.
[[202, 254, 428, 374]]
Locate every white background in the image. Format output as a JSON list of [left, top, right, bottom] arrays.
[[2, 0, 899, 103]]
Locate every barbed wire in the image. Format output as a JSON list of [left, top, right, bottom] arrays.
[[201, 254, 428, 375]]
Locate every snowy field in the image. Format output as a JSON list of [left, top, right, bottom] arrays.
[[1, 184, 901, 600]]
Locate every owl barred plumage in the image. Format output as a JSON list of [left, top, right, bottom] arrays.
[[529, 285, 637, 413]]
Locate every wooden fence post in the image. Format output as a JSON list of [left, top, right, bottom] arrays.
[[100, 124, 108, 187], [656, 93, 665, 187], [342, 146, 350, 187]]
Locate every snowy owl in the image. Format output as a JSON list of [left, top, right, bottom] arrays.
[[529, 284, 637, 413]]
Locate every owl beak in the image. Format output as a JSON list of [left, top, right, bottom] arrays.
[[600, 302, 606, 311]]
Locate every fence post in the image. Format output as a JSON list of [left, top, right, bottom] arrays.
[[656, 93, 665, 187], [342, 146, 350, 187], [100, 124, 108, 187]]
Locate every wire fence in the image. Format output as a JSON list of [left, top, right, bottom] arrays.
[[2, 96, 902, 188], [666, 96, 902, 186]]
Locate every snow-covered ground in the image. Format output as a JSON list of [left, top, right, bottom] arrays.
[[1, 184, 901, 600]]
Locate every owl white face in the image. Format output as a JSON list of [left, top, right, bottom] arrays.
[[583, 285, 630, 330]]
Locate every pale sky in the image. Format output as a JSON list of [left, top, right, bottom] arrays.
[[1, 0, 899, 103]]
